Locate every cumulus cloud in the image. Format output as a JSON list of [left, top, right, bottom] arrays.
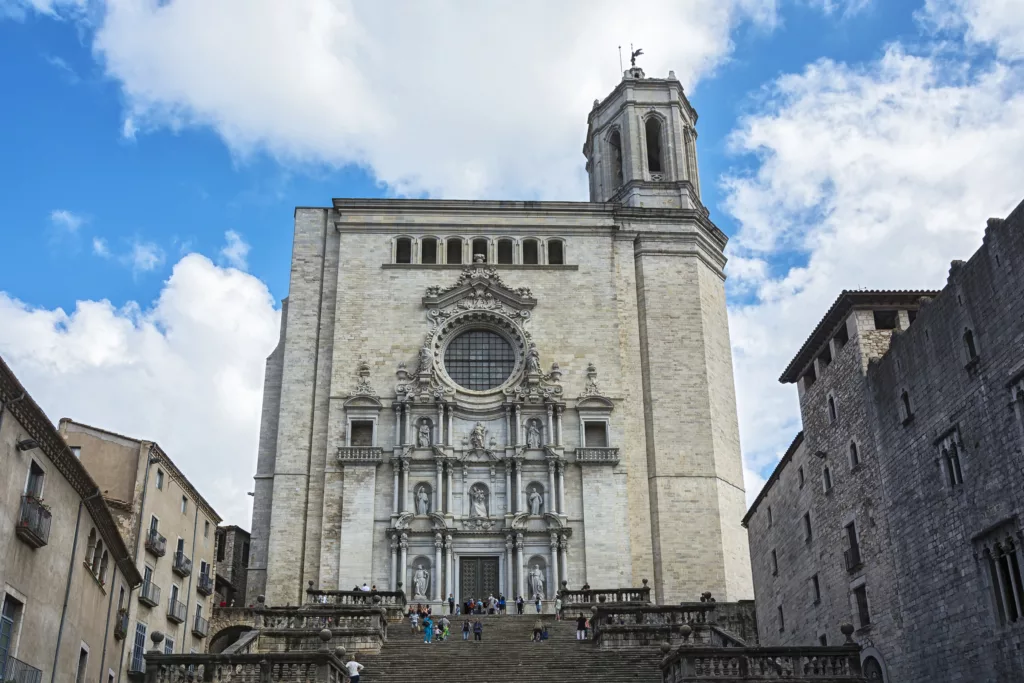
[[724, 29, 1024, 481], [920, 0, 1024, 61], [126, 240, 165, 274], [36, 0, 784, 200], [50, 209, 84, 232], [220, 230, 250, 270], [0, 254, 280, 525]]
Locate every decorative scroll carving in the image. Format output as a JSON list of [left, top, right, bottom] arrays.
[[352, 361, 377, 397], [580, 362, 602, 398]]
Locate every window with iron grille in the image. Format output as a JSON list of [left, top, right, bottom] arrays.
[[130, 623, 147, 673], [444, 330, 515, 391]]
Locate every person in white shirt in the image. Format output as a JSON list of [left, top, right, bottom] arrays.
[[361, 582, 370, 591], [345, 658, 364, 683]]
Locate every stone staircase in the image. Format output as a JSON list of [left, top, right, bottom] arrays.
[[354, 613, 663, 683]]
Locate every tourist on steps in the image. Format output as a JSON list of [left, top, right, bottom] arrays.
[[462, 619, 471, 640], [534, 594, 542, 613], [473, 619, 483, 641], [448, 593, 455, 614], [576, 614, 587, 640], [499, 594, 507, 614], [409, 609, 419, 633], [423, 614, 434, 644], [344, 656, 364, 683], [516, 596, 525, 615], [554, 596, 562, 619], [533, 619, 544, 641]]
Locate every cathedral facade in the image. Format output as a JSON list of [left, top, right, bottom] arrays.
[[247, 66, 753, 608]]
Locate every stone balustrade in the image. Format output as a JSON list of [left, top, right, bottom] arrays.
[[336, 447, 383, 464], [258, 606, 388, 654], [305, 585, 407, 621], [662, 646, 864, 681], [559, 580, 651, 611], [574, 447, 620, 465], [590, 605, 721, 649]]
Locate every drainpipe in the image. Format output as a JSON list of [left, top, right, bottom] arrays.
[[116, 444, 157, 683], [98, 563, 119, 682], [52, 489, 102, 683], [182, 503, 199, 653]]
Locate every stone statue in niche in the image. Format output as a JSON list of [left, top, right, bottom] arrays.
[[470, 422, 487, 450], [528, 486, 543, 516], [413, 563, 430, 600], [418, 345, 432, 374], [470, 485, 488, 517], [526, 420, 542, 449], [416, 486, 430, 515], [417, 421, 431, 448], [528, 563, 545, 598], [526, 344, 541, 374]]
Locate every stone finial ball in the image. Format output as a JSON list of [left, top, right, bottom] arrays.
[[308, 580, 315, 588], [659, 642, 671, 654], [642, 578, 649, 586], [150, 631, 164, 645], [334, 646, 347, 659], [680, 624, 692, 637], [840, 623, 855, 639], [371, 594, 381, 604], [257, 595, 265, 604], [590, 606, 599, 614], [319, 628, 332, 642]]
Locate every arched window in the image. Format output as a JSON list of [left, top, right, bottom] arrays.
[[945, 444, 963, 487], [522, 239, 539, 265], [92, 540, 104, 576], [85, 529, 97, 565], [849, 442, 860, 469], [395, 237, 412, 264], [497, 239, 514, 264], [964, 328, 978, 361], [99, 551, 109, 584], [827, 396, 837, 424], [900, 390, 913, 422], [608, 129, 624, 188], [446, 237, 463, 265], [421, 237, 438, 265], [472, 238, 488, 263], [547, 240, 564, 265], [823, 466, 833, 492], [645, 117, 664, 174]]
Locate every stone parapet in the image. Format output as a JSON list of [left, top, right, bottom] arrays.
[[661, 644, 864, 682]]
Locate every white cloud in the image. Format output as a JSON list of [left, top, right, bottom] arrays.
[[0, 254, 280, 526], [126, 240, 165, 274], [920, 0, 1024, 61], [92, 237, 110, 257], [220, 230, 250, 270], [723, 39, 1024, 485], [50, 209, 84, 232], [53, 0, 784, 200], [805, 0, 872, 16]]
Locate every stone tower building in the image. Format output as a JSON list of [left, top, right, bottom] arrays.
[[247, 66, 753, 608]]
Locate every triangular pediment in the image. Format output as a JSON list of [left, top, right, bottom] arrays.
[[423, 265, 536, 313]]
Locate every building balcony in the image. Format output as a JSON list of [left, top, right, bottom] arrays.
[[139, 580, 161, 608], [844, 548, 863, 573], [192, 614, 209, 638], [337, 446, 383, 464], [3, 655, 43, 683], [145, 529, 166, 557], [114, 609, 130, 640], [196, 572, 214, 596], [15, 495, 51, 549], [575, 447, 620, 465], [167, 598, 186, 624], [172, 551, 192, 577]]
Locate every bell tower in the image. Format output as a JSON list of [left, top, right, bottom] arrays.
[[583, 65, 702, 209]]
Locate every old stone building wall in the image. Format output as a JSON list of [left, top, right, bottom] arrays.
[[214, 526, 249, 606], [746, 196, 1024, 683]]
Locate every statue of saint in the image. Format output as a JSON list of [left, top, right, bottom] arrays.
[[528, 487, 543, 516], [470, 422, 487, 450], [418, 345, 432, 373], [526, 421, 542, 449], [417, 422, 431, 448], [416, 486, 430, 515], [526, 345, 541, 374], [413, 564, 430, 599], [471, 487, 488, 517], [528, 563, 545, 599]]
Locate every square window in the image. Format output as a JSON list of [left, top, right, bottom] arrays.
[[853, 585, 871, 627], [156, 469, 164, 490], [584, 422, 608, 447], [351, 421, 374, 447], [204, 521, 210, 538], [181, 496, 188, 514]]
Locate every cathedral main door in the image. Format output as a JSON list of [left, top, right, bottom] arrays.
[[459, 557, 499, 600]]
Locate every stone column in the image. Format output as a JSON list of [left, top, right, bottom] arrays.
[[445, 534, 454, 600], [392, 462, 400, 514], [446, 464, 453, 514], [547, 460, 556, 514], [557, 462, 565, 515], [393, 403, 402, 445], [434, 534, 443, 602], [390, 535, 398, 590], [461, 466, 469, 517], [505, 534, 515, 598], [400, 460, 410, 513], [559, 536, 569, 586], [555, 406, 564, 446], [546, 404, 554, 445], [515, 534, 525, 598], [504, 406, 512, 446], [549, 533, 559, 600], [435, 460, 443, 513], [404, 406, 412, 445], [436, 403, 445, 445], [514, 459, 523, 513], [399, 534, 408, 593], [514, 405, 522, 446], [447, 409, 453, 446], [504, 459, 513, 514]]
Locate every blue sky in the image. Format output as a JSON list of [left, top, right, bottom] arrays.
[[2, 0, 1022, 526]]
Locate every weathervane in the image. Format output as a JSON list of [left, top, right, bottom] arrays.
[[630, 44, 644, 68]]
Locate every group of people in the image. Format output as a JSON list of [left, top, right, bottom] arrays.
[[441, 592, 554, 616], [409, 604, 485, 643]]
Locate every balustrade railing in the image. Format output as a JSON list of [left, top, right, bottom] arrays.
[[559, 582, 651, 608], [3, 655, 43, 683], [575, 447, 620, 464], [193, 614, 210, 638], [167, 598, 186, 623], [15, 495, 51, 548], [145, 529, 166, 557], [197, 572, 214, 595], [336, 447, 384, 464], [662, 645, 864, 681], [144, 650, 346, 683], [114, 608, 130, 640]]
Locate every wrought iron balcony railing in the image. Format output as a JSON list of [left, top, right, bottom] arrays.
[[167, 598, 186, 623], [145, 528, 166, 557], [3, 655, 43, 683], [139, 580, 161, 607], [192, 614, 210, 638], [114, 608, 130, 640], [172, 551, 192, 577], [15, 495, 51, 549], [197, 572, 214, 596]]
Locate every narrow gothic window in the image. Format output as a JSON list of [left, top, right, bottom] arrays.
[[985, 538, 1024, 624], [853, 585, 871, 627], [803, 513, 813, 543], [944, 444, 963, 487], [608, 130, 624, 188], [446, 238, 463, 265], [771, 549, 778, 576], [823, 467, 832, 492], [827, 396, 837, 423], [472, 238, 488, 263], [777, 605, 785, 632], [900, 390, 913, 423], [645, 117, 664, 174], [964, 328, 978, 361], [812, 575, 821, 604], [497, 239, 513, 264], [547, 240, 564, 265], [395, 237, 412, 264], [522, 239, 539, 265], [798, 467, 805, 488], [845, 522, 861, 571], [849, 442, 860, 469], [421, 238, 438, 264]]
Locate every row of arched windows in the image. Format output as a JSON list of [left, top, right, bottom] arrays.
[[85, 528, 110, 586], [393, 236, 566, 266]]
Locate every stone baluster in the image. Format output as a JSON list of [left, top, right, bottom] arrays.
[[555, 405, 564, 446], [389, 535, 398, 590], [546, 404, 554, 445], [399, 534, 408, 593], [549, 532, 559, 600], [505, 534, 515, 599], [434, 534, 443, 602], [445, 534, 454, 600], [557, 461, 565, 514], [434, 460, 443, 513], [515, 534, 525, 598], [547, 460, 557, 514]]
